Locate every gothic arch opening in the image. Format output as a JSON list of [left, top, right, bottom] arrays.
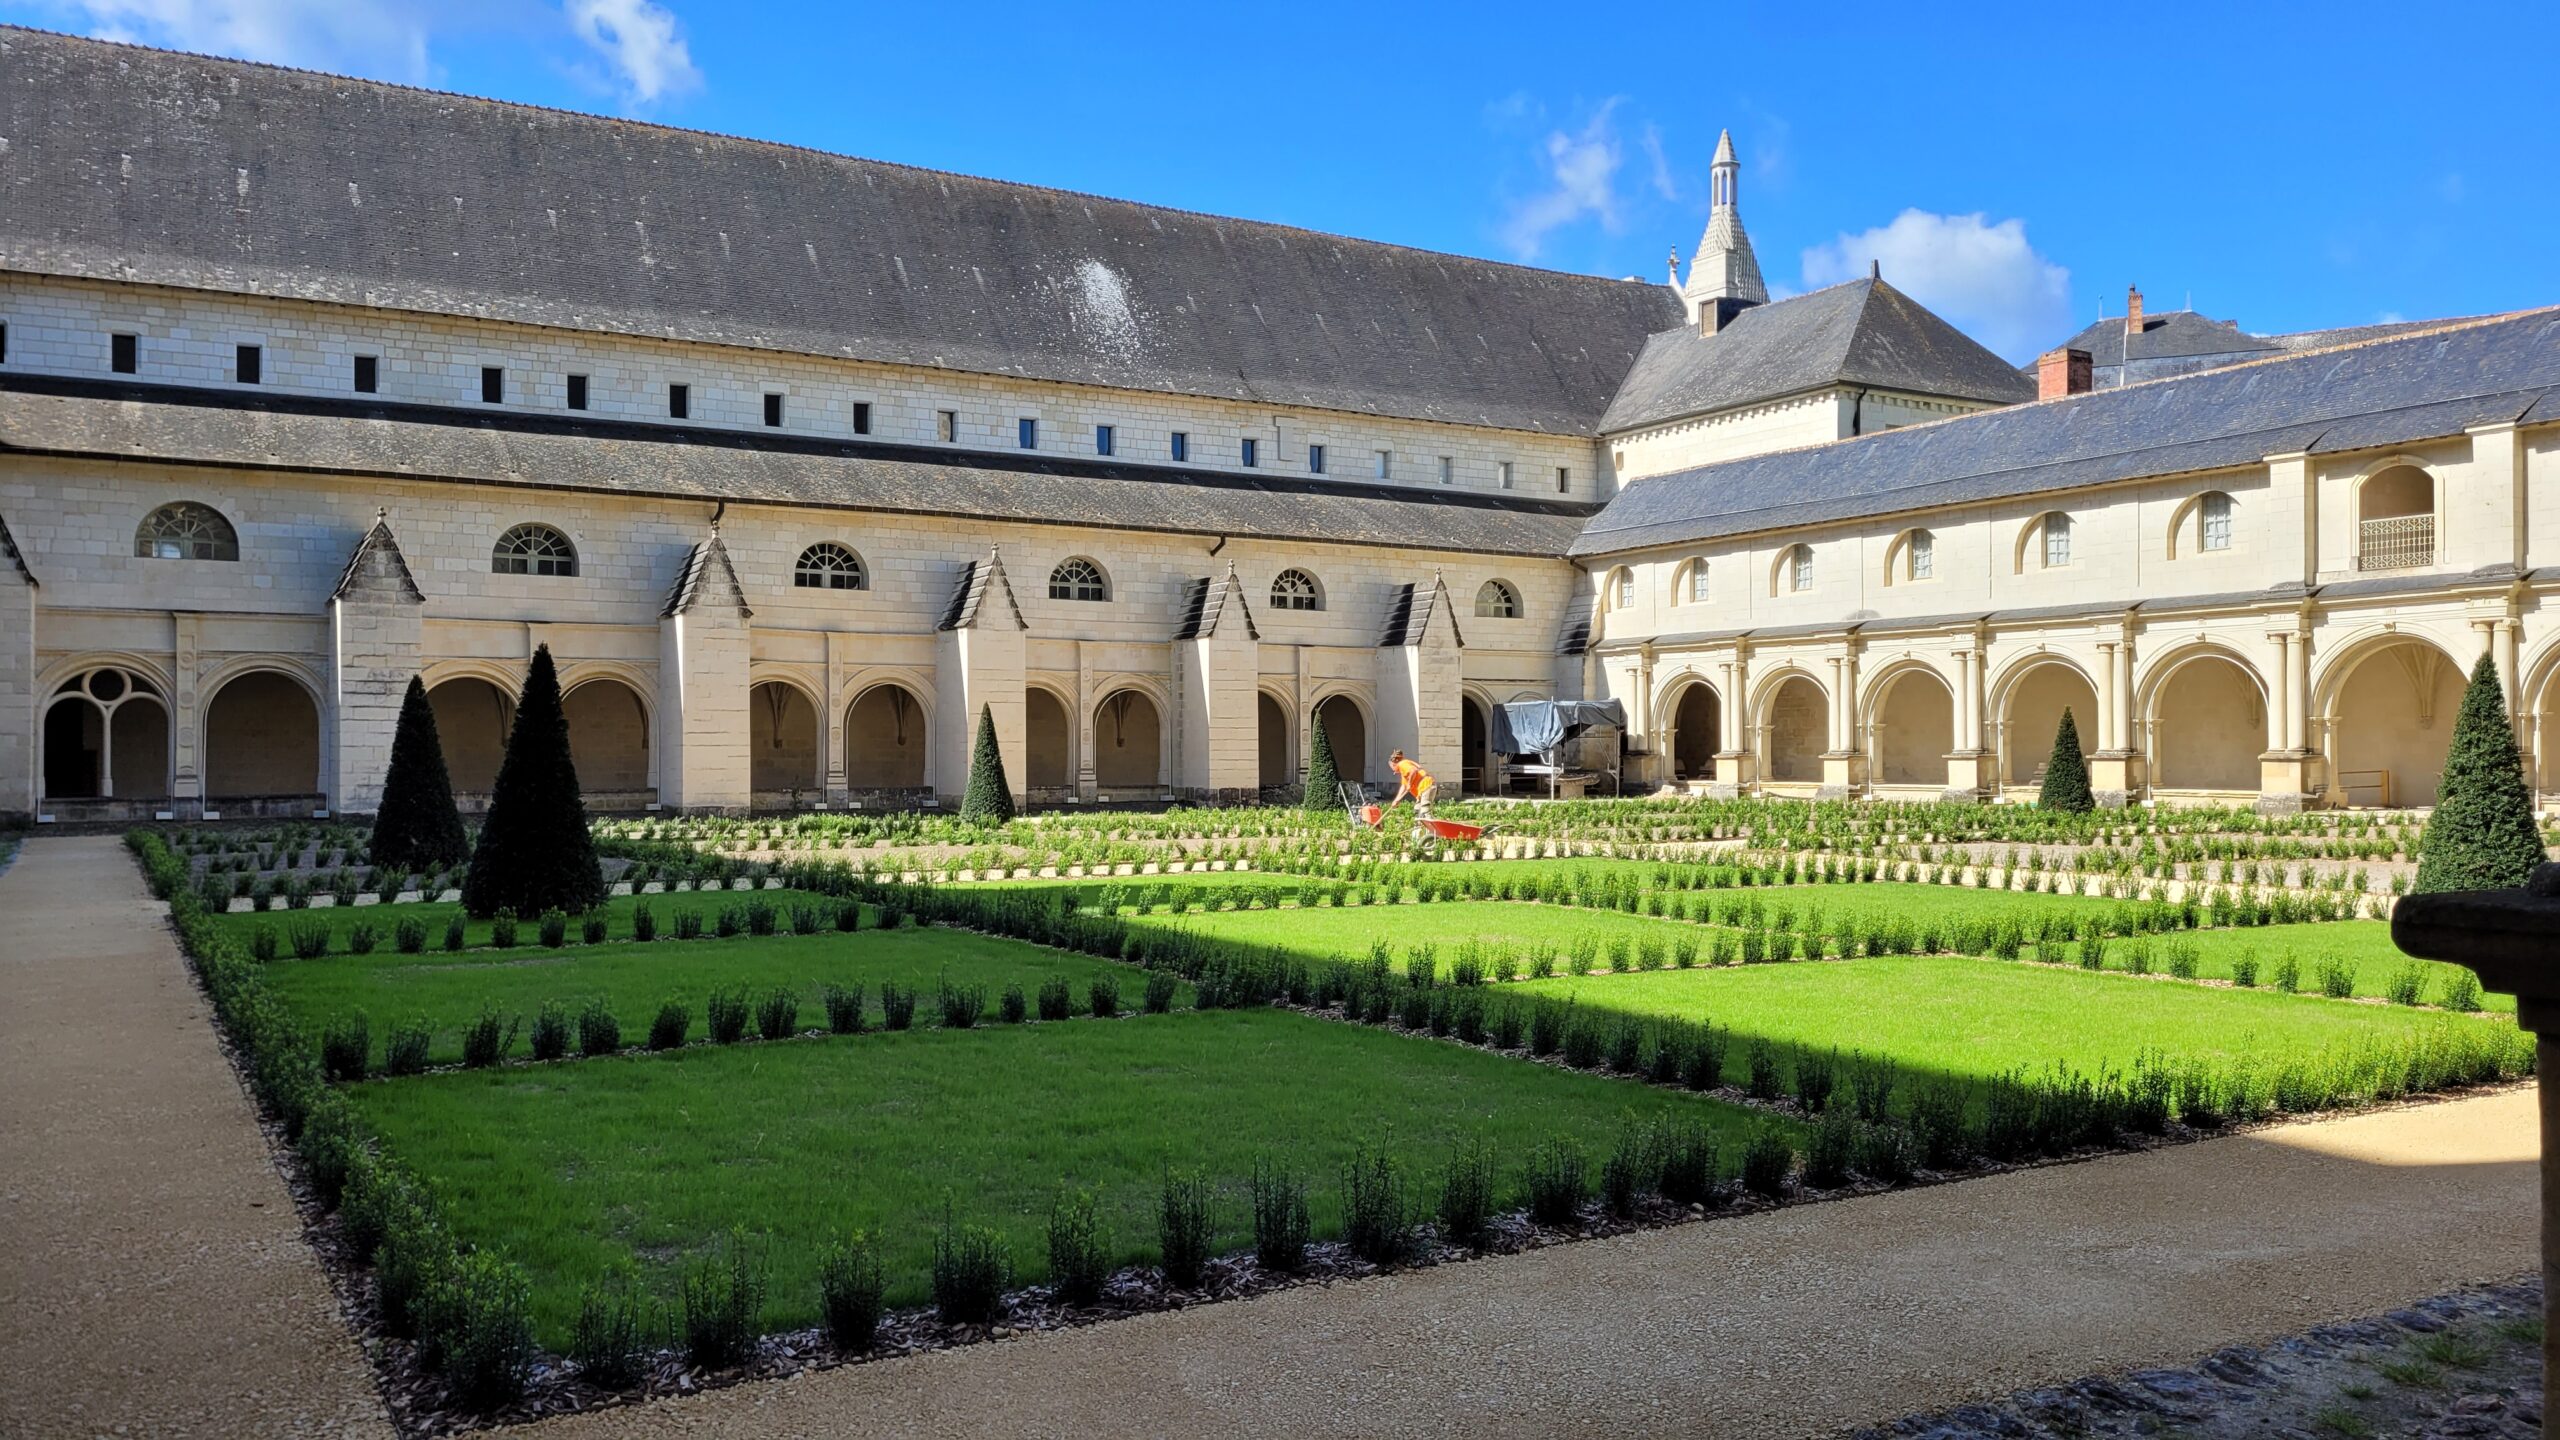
[[1093, 689, 1163, 793], [1872, 668, 1955, 786], [564, 678, 651, 797], [427, 677, 513, 794], [1764, 675, 1827, 784], [844, 684, 929, 791], [1258, 692, 1293, 793], [1669, 681, 1721, 782], [1025, 687, 1073, 793], [2002, 663, 2099, 787], [2327, 639, 2465, 807], [41, 667, 169, 802], [204, 670, 320, 800], [2150, 656, 2265, 793], [749, 681, 821, 796], [1462, 697, 1491, 795], [1314, 694, 1368, 789]]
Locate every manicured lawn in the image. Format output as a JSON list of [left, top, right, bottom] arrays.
[[267, 926, 1172, 1066], [210, 886, 840, 956], [2027, 921, 2510, 1014], [1511, 953, 2524, 1090], [351, 1007, 1776, 1343], [1133, 898, 1715, 970]]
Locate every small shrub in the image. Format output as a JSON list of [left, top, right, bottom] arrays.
[[1740, 1128, 1796, 1199], [1158, 1171, 1214, 1288], [632, 901, 657, 942], [1600, 1124, 1654, 1219], [290, 921, 330, 960], [2318, 959, 2358, 1000], [999, 984, 1028, 1024], [1523, 1138, 1588, 1226], [529, 1001, 571, 1061], [346, 922, 380, 956], [1657, 1121, 1720, 1206], [1436, 1137, 1497, 1250], [2442, 969, 2483, 1013], [937, 979, 985, 1029], [1340, 1142, 1410, 1264], [1859, 1121, 1920, 1186], [674, 910, 705, 941], [746, 899, 778, 937], [489, 908, 519, 949], [1036, 976, 1073, 1021], [1804, 1108, 1858, 1189], [2230, 953, 2261, 989], [881, 983, 917, 1030], [2273, 954, 2301, 994], [757, 989, 801, 1041], [444, 915, 467, 953], [582, 913, 609, 945], [1090, 976, 1121, 1018], [817, 1234, 886, 1352], [1251, 1160, 1310, 1273], [1047, 1191, 1111, 1307], [383, 1019, 431, 1076], [680, 1231, 768, 1369], [248, 925, 280, 961], [577, 1000, 621, 1056], [432, 1252, 537, 1412], [461, 1008, 517, 1068], [822, 983, 867, 1034], [707, 987, 751, 1043], [393, 917, 427, 954], [569, 1270, 650, 1389], [321, 1013, 370, 1082], [1746, 1043, 1780, 1100], [714, 906, 742, 939], [1143, 969, 1178, 1014], [932, 1215, 1012, 1325], [2385, 964, 2429, 1007], [648, 999, 691, 1050], [538, 908, 569, 948]]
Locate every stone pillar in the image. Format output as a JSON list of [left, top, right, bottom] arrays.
[[1176, 567, 1261, 803], [1634, 645, 1659, 789], [2257, 628, 2315, 814], [934, 550, 1029, 808], [1376, 575, 1465, 793], [0, 516, 35, 824], [658, 534, 754, 812], [1819, 650, 1865, 800], [1943, 647, 1989, 802], [2089, 636, 2142, 807], [1711, 653, 1755, 797], [172, 615, 205, 816], [327, 514, 426, 815]]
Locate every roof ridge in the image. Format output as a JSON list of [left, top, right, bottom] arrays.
[[0, 24, 1654, 297]]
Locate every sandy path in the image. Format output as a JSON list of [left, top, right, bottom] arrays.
[[528, 1086, 2538, 1440], [0, 836, 391, 1438]]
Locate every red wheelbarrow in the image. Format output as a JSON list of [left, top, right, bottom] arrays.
[[1340, 783, 1497, 849]]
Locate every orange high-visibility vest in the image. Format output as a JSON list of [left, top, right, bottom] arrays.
[[1392, 757, 1436, 800]]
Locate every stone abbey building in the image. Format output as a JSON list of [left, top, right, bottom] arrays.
[[2, 27, 2554, 822]]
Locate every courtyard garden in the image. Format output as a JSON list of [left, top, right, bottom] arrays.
[[118, 660, 2548, 1432]]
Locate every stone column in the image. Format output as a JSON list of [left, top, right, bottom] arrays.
[[2089, 637, 2141, 807], [1944, 648, 1989, 802], [326, 514, 427, 816], [658, 533, 755, 812], [2257, 628, 2314, 815], [1176, 566, 1261, 803], [1710, 655, 1753, 798], [1820, 649, 1866, 800]]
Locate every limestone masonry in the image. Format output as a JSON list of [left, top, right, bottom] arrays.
[[1, 25, 2553, 821]]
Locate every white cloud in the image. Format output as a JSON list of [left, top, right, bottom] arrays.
[[563, 0, 699, 105], [37, 0, 435, 81], [1499, 100, 1627, 262], [1639, 122, 1678, 202], [1800, 209, 2072, 363]]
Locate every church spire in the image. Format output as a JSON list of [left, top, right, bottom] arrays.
[[1682, 128, 1767, 330]]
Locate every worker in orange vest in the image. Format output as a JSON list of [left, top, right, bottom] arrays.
[[1386, 749, 1438, 828]]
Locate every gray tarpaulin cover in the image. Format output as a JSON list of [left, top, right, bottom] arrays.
[[1488, 699, 1626, 755]]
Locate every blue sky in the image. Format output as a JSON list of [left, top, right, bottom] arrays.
[[8, 0, 2554, 361]]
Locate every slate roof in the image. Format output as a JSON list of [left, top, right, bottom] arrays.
[[1171, 565, 1260, 641], [661, 534, 752, 618], [0, 511, 35, 586], [936, 550, 1027, 632], [0, 376, 1597, 559], [1378, 573, 1464, 649], [1599, 278, 2036, 434], [2035, 310, 2453, 385], [1572, 307, 2560, 559], [331, 513, 425, 603], [0, 27, 1680, 436]]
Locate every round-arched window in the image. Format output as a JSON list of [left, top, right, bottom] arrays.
[[794, 542, 867, 590], [1475, 579, 1522, 619], [1049, 557, 1109, 602], [1270, 568, 1322, 611], [492, 524, 577, 577], [134, 502, 239, 561]]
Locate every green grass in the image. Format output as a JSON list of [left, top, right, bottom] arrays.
[[2034, 922, 2511, 1013], [351, 1007, 1776, 1343], [266, 926, 1171, 1066], [1510, 953, 2522, 1088], [210, 886, 837, 956]]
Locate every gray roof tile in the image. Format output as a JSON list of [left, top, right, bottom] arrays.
[[0, 27, 1679, 435]]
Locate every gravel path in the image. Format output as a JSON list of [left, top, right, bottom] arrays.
[[526, 1087, 2538, 1440], [0, 836, 391, 1439]]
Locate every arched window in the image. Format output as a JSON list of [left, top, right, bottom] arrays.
[[492, 524, 576, 577], [2041, 513, 2073, 568], [2356, 465, 2434, 571], [134, 502, 239, 561], [2199, 492, 2233, 552], [1270, 568, 1322, 611], [1907, 529, 1935, 581], [1606, 567, 1634, 610], [1778, 544, 1814, 595], [794, 542, 867, 590], [1049, 557, 1109, 602], [1475, 579, 1522, 619], [1679, 558, 1710, 604]]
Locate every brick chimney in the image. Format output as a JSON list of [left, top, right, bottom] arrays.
[[2037, 347, 2093, 400], [2125, 285, 2145, 336]]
